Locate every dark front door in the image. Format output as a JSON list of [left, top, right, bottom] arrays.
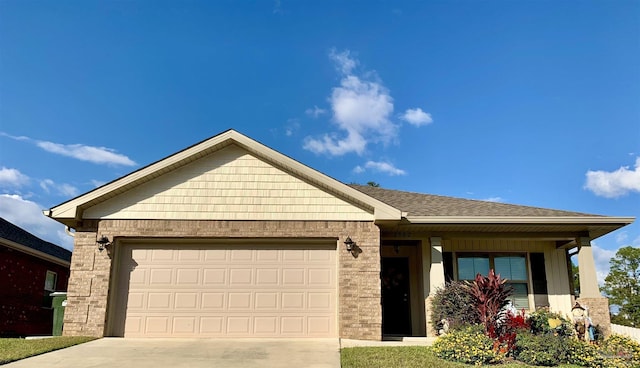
[[381, 257, 411, 336]]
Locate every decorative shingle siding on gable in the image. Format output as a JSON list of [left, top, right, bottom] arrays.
[[84, 145, 373, 221]]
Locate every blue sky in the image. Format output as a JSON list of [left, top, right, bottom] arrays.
[[1, 1, 638, 283]]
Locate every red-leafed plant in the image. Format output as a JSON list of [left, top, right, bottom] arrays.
[[496, 310, 530, 354], [463, 269, 513, 337]]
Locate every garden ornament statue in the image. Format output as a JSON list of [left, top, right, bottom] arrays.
[[438, 319, 450, 336], [571, 302, 593, 342]]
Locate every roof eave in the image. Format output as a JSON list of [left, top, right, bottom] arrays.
[[0, 238, 71, 267], [405, 216, 635, 225]]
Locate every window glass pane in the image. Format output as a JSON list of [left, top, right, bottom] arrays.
[[509, 256, 527, 280], [458, 258, 475, 280], [474, 257, 490, 277], [495, 256, 527, 281], [457, 256, 489, 280], [510, 283, 529, 309], [494, 257, 512, 279], [45, 271, 57, 291]]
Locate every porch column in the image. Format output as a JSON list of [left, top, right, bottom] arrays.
[[425, 236, 445, 336], [576, 237, 612, 337], [577, 237, 600, 298], [429, 237, 446, 292]]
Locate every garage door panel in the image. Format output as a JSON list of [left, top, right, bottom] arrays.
[[118, 243, 337, 337], [203, 269, 226, 284], [176, 269, 200, 284]]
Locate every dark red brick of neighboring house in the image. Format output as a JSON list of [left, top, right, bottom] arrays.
[[0, 218, 71, 337]]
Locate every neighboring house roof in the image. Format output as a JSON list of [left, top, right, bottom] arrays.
[[349, 184, 601, 218], [0, 217, 71, 266]]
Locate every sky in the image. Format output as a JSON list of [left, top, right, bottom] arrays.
[[0, 1, 638, 285]]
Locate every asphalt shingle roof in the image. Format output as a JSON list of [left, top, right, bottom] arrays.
[[348, 185, 603, 218], [0, 217, 72, 262]]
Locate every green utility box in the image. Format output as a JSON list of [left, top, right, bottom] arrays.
[[50, 292, 67, 336]]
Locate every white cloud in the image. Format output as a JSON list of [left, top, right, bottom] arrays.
[[615, 232, 628, 244], [353, 161, 406, 176], [90, 179, 107, 188], [584, 157, 640, 198], [40, 179, 80, 197], [305, 106, 327, 118], [36, 141, 136, 166], [591, 243, 616, 286], [483, 197, 505, 203], [401, 108, 433, 126], [0, 194, 73, 250], [0, 167, 30, 187], [1, 132, 136, 167], [304, 49, 433, 157], [329, 49, 358, 75], [304, 50, 397, 156]]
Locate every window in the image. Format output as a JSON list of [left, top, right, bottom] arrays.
[[45, 271, 57, 291], [43, 271, 57, 308], [456, 253, 530, 309]]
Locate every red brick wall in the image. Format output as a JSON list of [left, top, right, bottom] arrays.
[[0, 245, 70, 337]]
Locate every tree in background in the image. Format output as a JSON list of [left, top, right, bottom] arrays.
[[602, 246, 640, 327]]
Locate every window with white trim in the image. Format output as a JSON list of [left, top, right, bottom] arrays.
[[45, 271, 57, 291], [456, 253, 530, 309]]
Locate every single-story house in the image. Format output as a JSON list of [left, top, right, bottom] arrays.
[[0, 217, 71, 337], [46, 129, 634, 339]]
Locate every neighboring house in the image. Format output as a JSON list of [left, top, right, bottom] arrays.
[[46, 130, 634, 340], [0, 217, 71, 337]]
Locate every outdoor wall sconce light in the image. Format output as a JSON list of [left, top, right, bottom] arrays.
[[344, 236, 355, 252], [96, 235, 112, 251]]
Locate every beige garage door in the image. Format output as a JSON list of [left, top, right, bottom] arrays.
[[113, 242, 337, 338]]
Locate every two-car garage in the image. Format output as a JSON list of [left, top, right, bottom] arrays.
[[110, 240, 338, 338]]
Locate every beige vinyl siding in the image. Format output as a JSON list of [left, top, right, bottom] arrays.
[[84, 145, 373, 221]]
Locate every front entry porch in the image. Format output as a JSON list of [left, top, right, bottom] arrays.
[[380, 234, 609, 338]]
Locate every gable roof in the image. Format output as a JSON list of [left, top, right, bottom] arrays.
[[46, 129, 402, 226], [0, 217, 71, 266], [349, 184, 600, 218]]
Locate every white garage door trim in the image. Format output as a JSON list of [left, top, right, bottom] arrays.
[[109, 239, 338, 338]]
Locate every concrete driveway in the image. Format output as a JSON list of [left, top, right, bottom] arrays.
[[5, 338, 340, 368]]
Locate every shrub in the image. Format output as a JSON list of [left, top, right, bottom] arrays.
[[463, 269, 513, 336], [564, 338, 609, 368], [527, 308, 574, 337], [432, 324, 504, 365], [513, 331, 569, 366], [599, 334, 640, 368], [430, 281, 479, 333]]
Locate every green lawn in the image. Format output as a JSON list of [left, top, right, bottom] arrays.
[[340, 346, 583, 368], [0, 336, 96, 365]]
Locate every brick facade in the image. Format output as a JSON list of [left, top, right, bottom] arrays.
[[0, 245, 70, 337], [576, 297, 612, 338], [63, 219, 382, 340]]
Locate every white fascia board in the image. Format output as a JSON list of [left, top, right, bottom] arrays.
[[405, 216, 636, 224]]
